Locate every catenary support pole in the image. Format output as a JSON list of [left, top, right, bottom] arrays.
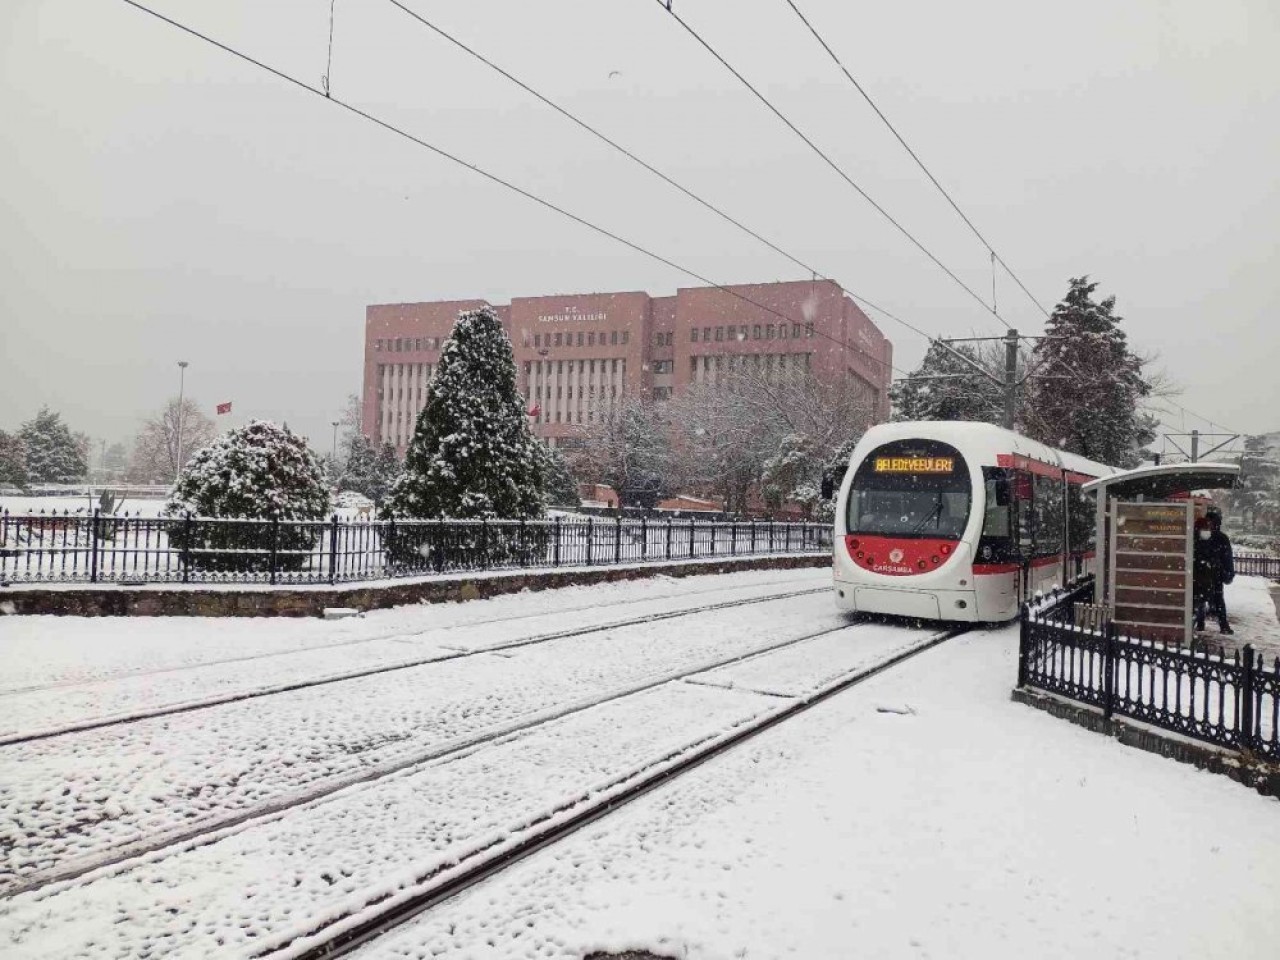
[[1002, 328, 1019, 429], [175, 360, 189, 482]]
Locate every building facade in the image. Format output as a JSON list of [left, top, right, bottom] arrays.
[[363, 280, 893, 454]]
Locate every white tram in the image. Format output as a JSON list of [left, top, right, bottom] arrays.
[[829, 422, 1119, 622]]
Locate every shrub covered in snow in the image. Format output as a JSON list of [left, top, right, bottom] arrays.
[[165, 420, 329, 573], [19, 408, 87, 484]]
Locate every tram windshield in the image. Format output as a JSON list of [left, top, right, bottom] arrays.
[[847, 439, 971, 538]]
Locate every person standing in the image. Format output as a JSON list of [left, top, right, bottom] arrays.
[[1194, 507, 1235, 634]]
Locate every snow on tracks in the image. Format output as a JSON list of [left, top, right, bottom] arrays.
[[0, 621, 947, 960], [0, 584, 825, 744], [0, 592, 838, 895]]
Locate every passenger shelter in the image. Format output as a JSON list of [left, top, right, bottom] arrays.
[[1082, 462, 1240, 643]]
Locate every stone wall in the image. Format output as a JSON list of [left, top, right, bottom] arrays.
[[0, 554, 831, 618]]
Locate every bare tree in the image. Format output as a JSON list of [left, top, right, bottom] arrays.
[[572, 397, 675, 510], [670, 364, 877, 516], [127, 398, 218, 483]]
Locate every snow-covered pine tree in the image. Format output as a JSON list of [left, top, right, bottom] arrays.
[[370, 443, 401, 508], [165, 420, 329, 573], [0, 430, 28, 489], [19, 408, 88, 483], [889, 342, 1004, 424], [1024, 277, 1155, 467], [338, 435, 378, 498], [541, 442, 582, 508], [388, 307, 545, 519]]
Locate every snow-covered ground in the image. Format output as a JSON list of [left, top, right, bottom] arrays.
[[2, 570, 1276, 959], [0, 495, 168, 517], [1, 581, 847, 893], [1221, 574, 1280, 661], [350, 627, 1280, 960]]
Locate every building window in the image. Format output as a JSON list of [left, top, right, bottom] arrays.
[[702, 327, 711, 341], [376, 339, 383, 351], [653, 360, 673, 374], [714, 326, 724, 342], [610, 330, 618, 345], [577, 332, 584, 346], [654, 386, 672, 401], [534, 334, 541, 348], [768, 324, 777, 340], [621, 330, 629, 344], [558, 360, 564, 373], [588, 332, 596, 346], [554, 333, 563, 347], [805, 323, 815, 338], [752, 325, 761, 340], [691, 328, 699, 342], [779, 324, 788, 340]]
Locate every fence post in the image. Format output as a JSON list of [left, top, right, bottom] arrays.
[[751, 519, 757, 554], [553, 515, 561, 566], [1016, 604, 1029, 688], [730, 521, 736, 556], [640, 515, 648, 560], [1240, 644, 1256, 752], [665, 516, 672, 561], [182, 512, 193, 584], [688, 516, 696, 558], [586, 516, 593, 565], [519, 517, 526, 569], [480, 517, 489, 571], [328, 514, 339, 585], [615, 514, 622, 564], [1102, 622, 1117, 720], [269, 517, 280, 585], [386, 516, 396, 574], [769, 518, 775, 553], [89, 507, 101, 584]]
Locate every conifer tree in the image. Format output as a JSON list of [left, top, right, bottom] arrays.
[[889, 342, 1004, 424], [1024, 277, 1155, 467], [0, 430, 29, 488], [388, 307, 545, 519], [19, 408, 88, 483], [371, 443, 401, 508], [542, 443, 582, 507]]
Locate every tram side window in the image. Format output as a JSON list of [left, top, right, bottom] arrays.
[[981, 474, 1010, 537], [1068, 485, 1096, 552], [1033, 474, 1064, 555]]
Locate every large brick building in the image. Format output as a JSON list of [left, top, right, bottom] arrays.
[[362, 279, 893, 453]]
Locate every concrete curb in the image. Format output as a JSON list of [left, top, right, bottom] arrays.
[[1011, 687, 1280, 799], [0, 554, 832, 618]]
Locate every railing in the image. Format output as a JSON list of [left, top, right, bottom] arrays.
[[0, 510, 832, 587], [1236, 553, 1280, 581], [1018, 577, 1280, 763]]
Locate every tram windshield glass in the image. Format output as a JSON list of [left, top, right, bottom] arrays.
[[847, 439, 971, 538]]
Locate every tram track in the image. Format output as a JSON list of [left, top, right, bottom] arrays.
[[268, 624, 968, 960], [4, 593, 845, 899], [0, 585, 828, 747], [0, 572, 826, 698]]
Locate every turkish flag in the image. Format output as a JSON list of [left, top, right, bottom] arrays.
[[527, 404, 540, 417], [216, 401, 233, 415]]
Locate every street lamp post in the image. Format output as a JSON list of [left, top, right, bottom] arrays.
[[175, 361, 189, 483]]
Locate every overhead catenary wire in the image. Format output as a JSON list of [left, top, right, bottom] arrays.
[[113, 0, 910, 381], [779, 0, 1051, 321], [651, 0, 1013, 330], [380, 0, 943, 361]]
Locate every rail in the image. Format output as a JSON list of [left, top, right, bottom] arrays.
[[1017, 576, 1280, 763], [0, 510, 832, 586]]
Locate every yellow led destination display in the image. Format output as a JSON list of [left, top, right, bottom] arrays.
[[873, 456, 956, 474]]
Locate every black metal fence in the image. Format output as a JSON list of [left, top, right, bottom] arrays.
[[1018, 577, 1279, 763], [0, 510, 831, 586], [1236, 553, 1280, 580]]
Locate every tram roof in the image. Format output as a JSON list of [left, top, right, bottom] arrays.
[[1080, 461, 1240, 499], [856, 421, 1119, 479]]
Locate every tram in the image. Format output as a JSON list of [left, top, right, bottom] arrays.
[[827, 421, 1119, 622]]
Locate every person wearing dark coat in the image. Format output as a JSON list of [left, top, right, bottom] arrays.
[[1193, 508, 1234, 634]]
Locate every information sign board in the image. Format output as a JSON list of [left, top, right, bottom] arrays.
[[1108, 501, 1192, 643]]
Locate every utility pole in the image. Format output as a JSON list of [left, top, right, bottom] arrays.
[[1002, 328, 1019, 431], [1190, 429, 1199, 463], [331, 420, 340, 472], [175, 360, 189, 483]]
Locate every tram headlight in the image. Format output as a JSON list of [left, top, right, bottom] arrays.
[[940, 544, 952, 556]]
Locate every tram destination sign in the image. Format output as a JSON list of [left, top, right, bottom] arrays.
[[874, 456, 955, 474]]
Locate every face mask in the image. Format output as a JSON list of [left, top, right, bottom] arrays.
[[1199, 530, 1211, 540]]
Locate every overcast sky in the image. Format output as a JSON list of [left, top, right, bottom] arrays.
[[2, 0, 1277, 459]]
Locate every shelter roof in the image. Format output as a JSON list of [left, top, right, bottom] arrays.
[[1081, 461, 1239, 500]]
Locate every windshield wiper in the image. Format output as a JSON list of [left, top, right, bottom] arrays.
[[908, 497, 944, 535]]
